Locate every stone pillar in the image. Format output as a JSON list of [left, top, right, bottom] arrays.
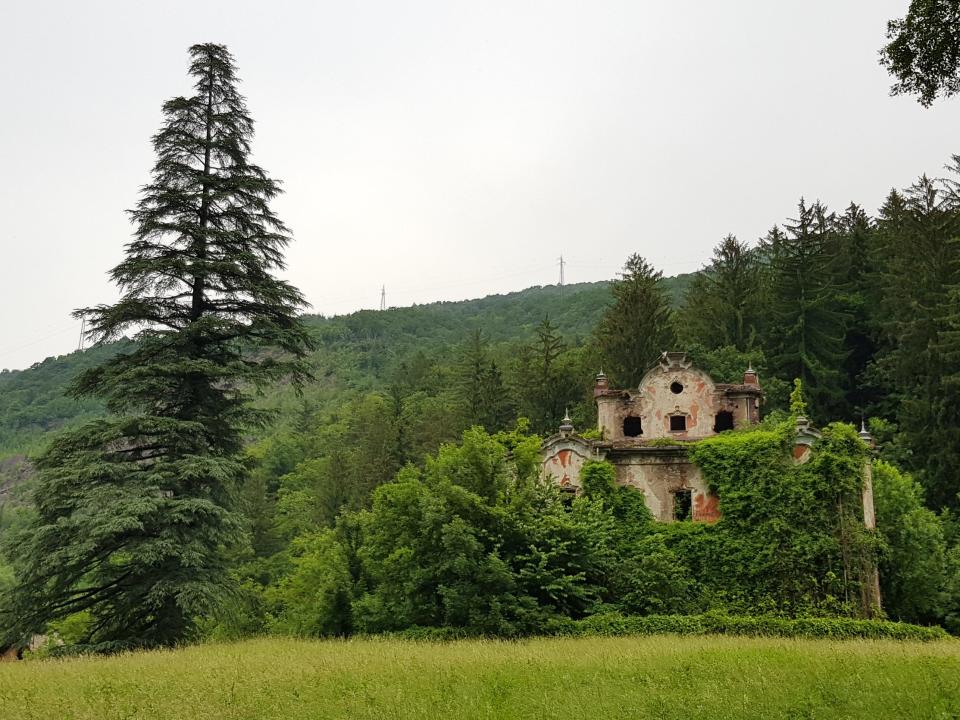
[[859, 422, 882, 617]]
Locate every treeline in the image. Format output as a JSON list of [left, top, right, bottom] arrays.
[[214, 156, 960, 642], [239, 421, 958, 639], [5, 157, 960, 647], [680, 166, 960, 514], [5, 35, 960, 654]]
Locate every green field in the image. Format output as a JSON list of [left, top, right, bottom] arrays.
[[1, 635, 957, 719]]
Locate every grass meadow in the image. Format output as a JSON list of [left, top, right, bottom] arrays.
[[0, 635, 957, 719]]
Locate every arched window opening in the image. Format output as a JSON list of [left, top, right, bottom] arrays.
[[623, 416, 643, 437]]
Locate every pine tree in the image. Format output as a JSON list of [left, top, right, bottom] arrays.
[[761, 199, 849, 419], [596, 254, 676, 387], [679, 234, 761, 351], [2, 44, 314, 650]]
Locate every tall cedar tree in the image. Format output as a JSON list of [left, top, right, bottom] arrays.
[[2, 44, 314, 651], [679, 234, 761, 351], [872, 170, 960, 508], [597, 254, 676, 387], [761, 200, 849, 420], [881, 0, 960, 106]]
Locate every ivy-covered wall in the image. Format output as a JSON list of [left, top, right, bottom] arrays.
[[656, 421, 878, 616]]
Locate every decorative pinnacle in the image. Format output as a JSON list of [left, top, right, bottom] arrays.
[[559, 408, 574, 433]]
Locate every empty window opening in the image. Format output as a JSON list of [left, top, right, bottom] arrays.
[[673, 489, 693, 521], [713, 411, 734, 432], [623, 416, 643, 437], [670, 415, 687, 432], [670, 381, 684, 394]]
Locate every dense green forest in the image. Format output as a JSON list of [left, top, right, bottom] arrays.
[[4, 27, 960, 652], [4, 170, 960, 641], [0, 278, 688, 458]]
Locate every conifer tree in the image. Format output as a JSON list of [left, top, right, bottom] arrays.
[[830, 203, 878, 416], [458, 328, 490, 426], [761, 199, 849, 419], [514, 317, 578, 433], [596, 254, 676, 387], [2, 44, 314, 650], [679, 234, 761, 351], [873, 169, 960, 508], [457, 330, 513, 431]]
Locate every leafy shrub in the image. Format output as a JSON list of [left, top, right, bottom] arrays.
[[560, 611, 948, 641], [872, 460, 947, 624]]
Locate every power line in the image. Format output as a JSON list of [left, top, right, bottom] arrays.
[[0, 321, 83, 364]]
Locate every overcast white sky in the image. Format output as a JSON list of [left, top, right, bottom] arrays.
[[1, 1, 956, 370]]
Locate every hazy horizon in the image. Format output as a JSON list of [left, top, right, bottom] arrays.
[[3, 1, 958, 370]]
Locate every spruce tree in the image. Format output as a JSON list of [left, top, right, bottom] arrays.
[[873, 170, 960, 509], [679, 234, 761, 351], [514, 317, 578, 433], [596, 254, 676, 387], [830, 203, 878, 416], [761, 199, 849, 419], [2, 44, 314, 650], [457, 329, 514, 431]]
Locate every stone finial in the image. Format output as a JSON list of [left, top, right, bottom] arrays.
[[559, 409, 574, 435], [743, 362, 758, 385], [859, 417, 875, 448], [594, 369, 609, 397]]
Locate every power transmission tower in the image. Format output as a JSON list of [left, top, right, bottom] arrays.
[[77, 318, 86, 351], [558, 255, 566, 299], [380, 285, 386, 311]]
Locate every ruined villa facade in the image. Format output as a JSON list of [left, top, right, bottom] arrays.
[[540, 350, 882, 612], [541, 352, 877, 529], [540, 352, 763, 522]]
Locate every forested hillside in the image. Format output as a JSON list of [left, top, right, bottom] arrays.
[[0, 276, 691, 461], [6, 150, 960, 647]]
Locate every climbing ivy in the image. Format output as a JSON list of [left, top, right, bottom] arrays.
[[666, 420, 876, 616]]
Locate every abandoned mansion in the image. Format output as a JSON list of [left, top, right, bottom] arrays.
[[540, 352, 877, 528]]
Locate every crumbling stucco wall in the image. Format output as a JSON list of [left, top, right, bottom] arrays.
[[612, 451, 720, 522], [596, 354, 759, 443], [540, 438, 592, 491]]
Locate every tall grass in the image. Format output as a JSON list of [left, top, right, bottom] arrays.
[[1, 635, 957, 719]]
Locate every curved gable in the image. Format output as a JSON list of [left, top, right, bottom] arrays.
[[541, 435, 594, 490]]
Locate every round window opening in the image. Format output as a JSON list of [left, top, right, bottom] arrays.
[[670, 381, 684, 394]]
